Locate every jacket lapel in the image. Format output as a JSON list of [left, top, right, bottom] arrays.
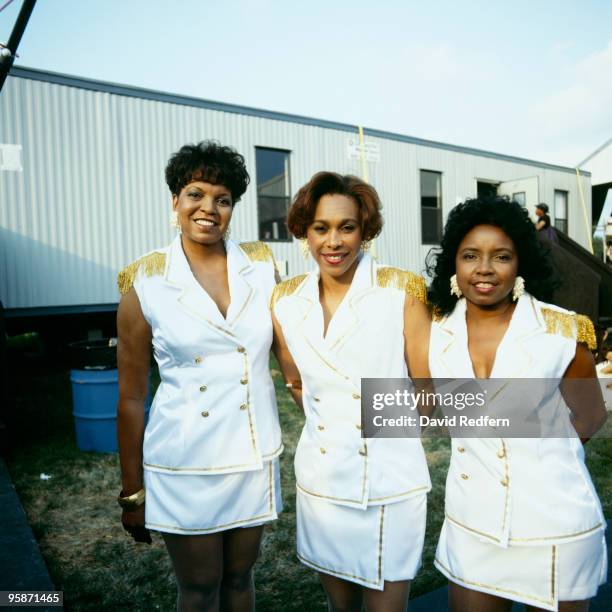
[[165, 235, 237, 340], [433, 294, 543, 380], [326, 255, 376, 351], [489, 294, 541, 379], [225, 240, 255, 328], [294, 266, 361, 389], [433, 299, 475, 378]]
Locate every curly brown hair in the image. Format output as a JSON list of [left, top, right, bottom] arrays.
[[287, 172, 383, 240]]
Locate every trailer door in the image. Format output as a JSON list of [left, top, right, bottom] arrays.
[[497, 176, 540, 220]]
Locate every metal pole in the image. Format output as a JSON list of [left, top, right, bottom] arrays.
[[0, 0, 37, 93], [575, 167, 594, 254]]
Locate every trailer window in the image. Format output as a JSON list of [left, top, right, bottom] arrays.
[[255, 148, 292, 242], [554, 190, 568, 233], [420, 170, 443, 244]]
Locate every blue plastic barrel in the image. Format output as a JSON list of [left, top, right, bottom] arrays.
[[71, 368, 120, 452], [69, 339, 150, 452]]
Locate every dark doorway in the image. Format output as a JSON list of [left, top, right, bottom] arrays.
[[593, 182, 612, 227], [477, 181, 499, 198]]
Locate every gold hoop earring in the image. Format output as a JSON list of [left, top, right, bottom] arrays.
[[223, 226, 231, 240], [169, 211, 180, 230], [450, 274, 462, 298], [512, 276, 525, 301], [361, 241, 371, 253]]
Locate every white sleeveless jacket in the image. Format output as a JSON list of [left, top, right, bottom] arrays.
[[429, 294, 605, 547], [118, 235, 283, 475], [272, 254, 431, 509]]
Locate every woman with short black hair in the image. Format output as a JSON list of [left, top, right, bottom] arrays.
[[117, 141, 282, 611]]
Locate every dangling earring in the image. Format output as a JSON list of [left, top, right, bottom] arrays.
[[361, 240, 371, 253], [223, 226, 231, 241], [300, 239, 310, 260], [169, 211, 180, 230], [450, 274, 462, 298], [512, 276, 525, 301]]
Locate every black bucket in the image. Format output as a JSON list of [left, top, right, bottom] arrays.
[[68, 338, 117, 370]]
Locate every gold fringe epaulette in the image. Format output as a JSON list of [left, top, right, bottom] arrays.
[[377, 268, 428, 305], [541, 308, 597, 349], [240, 241, 274, 263], [270, 274, 307, 310], [117, 252, 166, 295], [240, 241, 279, 274]]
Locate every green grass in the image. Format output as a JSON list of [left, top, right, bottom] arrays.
[[5, 356, 611, 610]]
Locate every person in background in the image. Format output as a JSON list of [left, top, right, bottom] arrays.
[[428, 195, 607, 612], [117, 141, 282, 612], [535, 202, 558, 242], [271, 172, 431, 611]]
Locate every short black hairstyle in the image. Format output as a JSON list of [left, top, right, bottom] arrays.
[[427, 195, 559, 315], [165, 140, 250, 203]]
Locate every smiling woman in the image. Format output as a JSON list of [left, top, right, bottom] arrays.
[[427, 196, 607, 612], [116, 141, 283, 611], [271, 172, 432, 612]]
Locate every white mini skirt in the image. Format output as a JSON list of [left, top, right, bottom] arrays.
[[435, 519, 608, 611], [144, 459, 282, 535], [296, 490, 427, 590]]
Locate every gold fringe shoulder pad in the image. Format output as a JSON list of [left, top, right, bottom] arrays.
[[541, 307, 596, 349], [270, 274, 308, 310], [117, 252, 166, 295], [240, 241, 275, 264], [376, 267, 428, 305]]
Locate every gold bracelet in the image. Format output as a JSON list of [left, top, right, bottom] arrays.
[[117, 487, 145, 511]]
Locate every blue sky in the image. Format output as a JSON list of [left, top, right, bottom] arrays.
[[1, 0, 611, 166]]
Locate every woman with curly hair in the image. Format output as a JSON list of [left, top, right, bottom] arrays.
[[271, 172, 431, 611], [428, 196, 607, 612], [117, 141, 282, 611]]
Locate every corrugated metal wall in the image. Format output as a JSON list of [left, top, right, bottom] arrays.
[[0, 72, 591, 312]]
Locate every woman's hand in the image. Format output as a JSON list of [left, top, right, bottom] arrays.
[[121, 505, 152, 544]]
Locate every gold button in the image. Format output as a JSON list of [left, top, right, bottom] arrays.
[[457, 446, 465, 453], [352, 393, 361, 400], [240, 378, 248, 385], [201, 411, 209, 417], [356, 424, 363, 430], [359, 447, 367, 456], [500, 477, 509, 487], [461, 473, 469, 480], [320, 447, 326, 454], [194, 356, 203, 364], [199, 385, 207, 392], [240, 403, 248, 411], [237, 346, 246, 353], [497, 449, 506, 459], [317, 425, 325, 431]]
